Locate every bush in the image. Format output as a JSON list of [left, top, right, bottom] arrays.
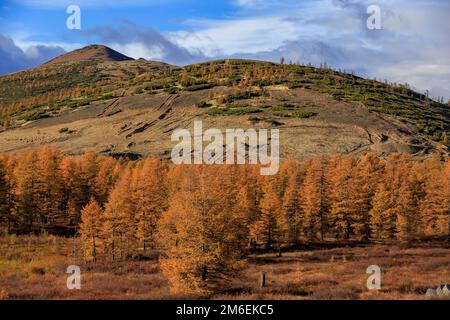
[[293, 111, 316, 119], [184, 83, 215, 91], [197, 101, 212, 108], [165, 87, 178, 94]]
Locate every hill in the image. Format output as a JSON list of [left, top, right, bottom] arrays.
[[44, 44, 133, 65], [0, 45, 448, 160]]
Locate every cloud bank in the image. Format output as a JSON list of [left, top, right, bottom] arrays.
[[0, 34, 65, 74]]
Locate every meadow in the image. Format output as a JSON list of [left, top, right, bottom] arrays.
[[1, 235, 449, 300]]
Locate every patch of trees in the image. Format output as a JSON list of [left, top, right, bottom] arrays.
[[0, 147, 449, 296]]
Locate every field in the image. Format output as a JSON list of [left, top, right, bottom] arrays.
[[1, 235, 449, 300]]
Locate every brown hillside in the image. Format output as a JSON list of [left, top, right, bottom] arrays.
[[0, 45, 448, 160]]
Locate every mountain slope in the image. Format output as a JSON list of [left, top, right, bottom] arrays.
[[0, 45, 448, 160]]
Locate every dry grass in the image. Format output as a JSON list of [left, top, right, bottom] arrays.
[[1, 235, 449, 300]]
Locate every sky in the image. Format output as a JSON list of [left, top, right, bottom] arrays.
[[0, 0, 449, 100]]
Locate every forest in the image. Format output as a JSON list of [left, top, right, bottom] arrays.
[[0, 146, 449, 295]]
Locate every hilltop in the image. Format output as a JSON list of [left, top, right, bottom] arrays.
[[0, 45, 448, 160], [44, 44, 133, 65]]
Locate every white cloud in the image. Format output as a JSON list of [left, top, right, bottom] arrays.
[[170, 16, 301, 56], [0, 34, 65, 74]]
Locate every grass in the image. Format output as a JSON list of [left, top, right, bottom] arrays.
[[207, 106, 262, 116], [1, 235, 449, 300]]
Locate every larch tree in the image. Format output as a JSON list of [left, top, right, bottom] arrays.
[[135, 158, 168, 251], [420, 159, 450, 238], [330, 157, 359, 240], [94, 156, 121, 206], [102, 164, 137, 260], [0, 158, 9, 233], [370, 183, 396, 240], [237, 165, 263, 248], [281, 161, 305, 244], [60, 156, 77, 224], [352, 153, 384, 240], [35, 146, 64, 225], [80, 198, 103, 263], [159, 165, 248, 296], [254, 178, 285, 249], [370, 153, 413, 240], [14, 151, 39, 232], [301, 156, 330, 241], [396, 164, 422, 241], [71, 150, 99, 224]]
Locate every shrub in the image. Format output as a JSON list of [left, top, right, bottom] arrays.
[[165, 87, 178, 94], [184, 83, 215, 91], [293, 111, 316, 119], [197, 101, 212, 108]]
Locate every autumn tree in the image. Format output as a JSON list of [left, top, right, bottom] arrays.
[[395, 164, 422, 241], [0, 158, 9, 233], [420, 159, 450, 238], [281, 160, 305, 244], [80, 198, 103, 263], [102, 164, 136, 260], [134, 158, 168, 251], [253, 178, 285, 249], [35, 146, 64, 225], [70, 150, 99, 224], [94, 156, 121, 206], [330, 157, 359, 240], [301, 156, 331, 240], [370, 154, 413, 240], [13, 151, 39, 232], [160, 165, 248, 296], [351, 153, 384, 240]]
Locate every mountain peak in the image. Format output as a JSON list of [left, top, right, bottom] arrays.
[[44, 44, 133, 65]]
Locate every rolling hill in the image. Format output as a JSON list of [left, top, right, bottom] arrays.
[[0, 44, 448, 160]]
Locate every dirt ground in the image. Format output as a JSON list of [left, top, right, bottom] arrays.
[[0, 88, 438, 161]]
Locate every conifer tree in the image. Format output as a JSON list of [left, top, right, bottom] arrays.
[[14, 151, 39, 232], [420, 160, 450, 237], [102, 164, 136, 260], [0, 159, 9, 233], [370, 184, 396, 240], [352, 153, 384, 240], [160, 165, 248, 296], [330, 157, 359, 240], [302, 156, 330, 240], [35, 146, 64, 225], [281, 161, 305, 244], [254, 178, 284, 249], [135, 158, 168, 251], [396, 165, 422, 241], [80, 198, 103, 262]]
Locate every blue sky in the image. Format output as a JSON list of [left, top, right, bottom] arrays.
[[0, 0, 449, 100]]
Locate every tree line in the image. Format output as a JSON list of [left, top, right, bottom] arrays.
[[0, 146, 449, 295]]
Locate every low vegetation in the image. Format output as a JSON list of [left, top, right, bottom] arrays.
[[1, 235, 449, 300]]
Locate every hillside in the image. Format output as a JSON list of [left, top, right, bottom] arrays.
[[0, 45, 448, 159]]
